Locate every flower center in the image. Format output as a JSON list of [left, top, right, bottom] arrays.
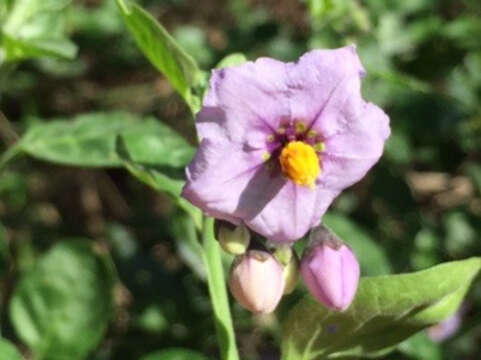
[[279, 141, 320, 188]]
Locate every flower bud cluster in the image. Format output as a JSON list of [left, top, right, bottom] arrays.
[[218, 222, 360, 314]]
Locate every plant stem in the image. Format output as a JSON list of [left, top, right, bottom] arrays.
[[202, 216, 240, 360]]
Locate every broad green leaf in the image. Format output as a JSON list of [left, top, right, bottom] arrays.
[[115, 0, 204, 113], [140, 348, 208, 360], [0, 338, 23, 360], [216, 53, 248, 69], [9, 240, 116, 360], [282, 257, 481, 360], [121, 119, 194, 167], [323, 213, 392, 275], [15, 112, 194, 168]]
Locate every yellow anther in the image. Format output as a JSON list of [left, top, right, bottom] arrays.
[[295, 122, 306, 133], [313, 142, 325, 152], [262, 152, 271, 161], [279, 141, 321, 188], [306, 130, 317, 138]]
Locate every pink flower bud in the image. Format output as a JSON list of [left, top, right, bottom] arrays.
[[229, 250, 285, 314], [301, 226, 360, 311]]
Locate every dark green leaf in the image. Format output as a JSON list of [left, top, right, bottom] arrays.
[[282, 258, 481, 360], [115, 0, 204, 113], [323, 213, 392, 276], [140, 348, 208, 360], [0, 338, 23, 360], [9, 240, 116, 360]]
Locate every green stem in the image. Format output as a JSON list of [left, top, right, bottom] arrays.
[[202, 216, 240, 360]]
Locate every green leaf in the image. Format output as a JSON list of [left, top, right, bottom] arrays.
[[9, 240, 116, 360], [1, 0, 77, 62], [323, 213, 392, 276], [14, 112, 194, 168], [140, 348, 208, 360], [115, 0, 204, 113], [120, 119, 195, 167], [398, 332, 442, 360], [0, 338, 23, 360], [2, 0, 70, 33], [2, 33, 77, 61], [281, 257, 481, 360]]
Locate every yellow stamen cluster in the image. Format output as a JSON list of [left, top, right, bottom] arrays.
[[279, 141, 321, 188]]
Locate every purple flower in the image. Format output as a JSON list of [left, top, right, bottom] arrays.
[[183, 46, 390, 243], [300, 226, 360, 311]]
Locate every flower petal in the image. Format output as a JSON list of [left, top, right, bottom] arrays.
[[182, 138, 282, 224], [196, 58, 291, 148], [319, 102, 390, 190], [286, 45, 365, 131], [246, 182, 340, 243]]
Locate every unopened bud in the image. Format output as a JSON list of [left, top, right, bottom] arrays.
[[229, 250, 285, 314], [218, 223, 250, 255], [301, 225, 360, 311], [282, 252, 300, 295]]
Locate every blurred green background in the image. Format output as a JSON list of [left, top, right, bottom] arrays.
[[1, 0, 481, 359]]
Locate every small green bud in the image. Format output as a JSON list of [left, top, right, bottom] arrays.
[[218, 223, 250, 255], [282, 252, 300, 295], [273, 245, 293, 266]]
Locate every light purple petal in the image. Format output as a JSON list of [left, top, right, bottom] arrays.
[[319, 102, 390, 190], [182, 138, 284, 224], [196, 58, 291, 148], [340, 246, 360, 309], [285, 46, 365, 131], [246, 183, 340, 243]]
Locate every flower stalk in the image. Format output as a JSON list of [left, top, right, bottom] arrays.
[[201, 216, 240, 360]]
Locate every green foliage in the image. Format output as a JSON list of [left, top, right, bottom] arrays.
[[282, 258, 481, 360], [10, 112, 194, 168], [1, 0, 481, 359], [141, 348, 208, 360], [0, 338, 23, 360], [115, 0, 205, 113], [0, 0, 77, 62], [398, 332, 442, 360], [9, 240, 116, 360]]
